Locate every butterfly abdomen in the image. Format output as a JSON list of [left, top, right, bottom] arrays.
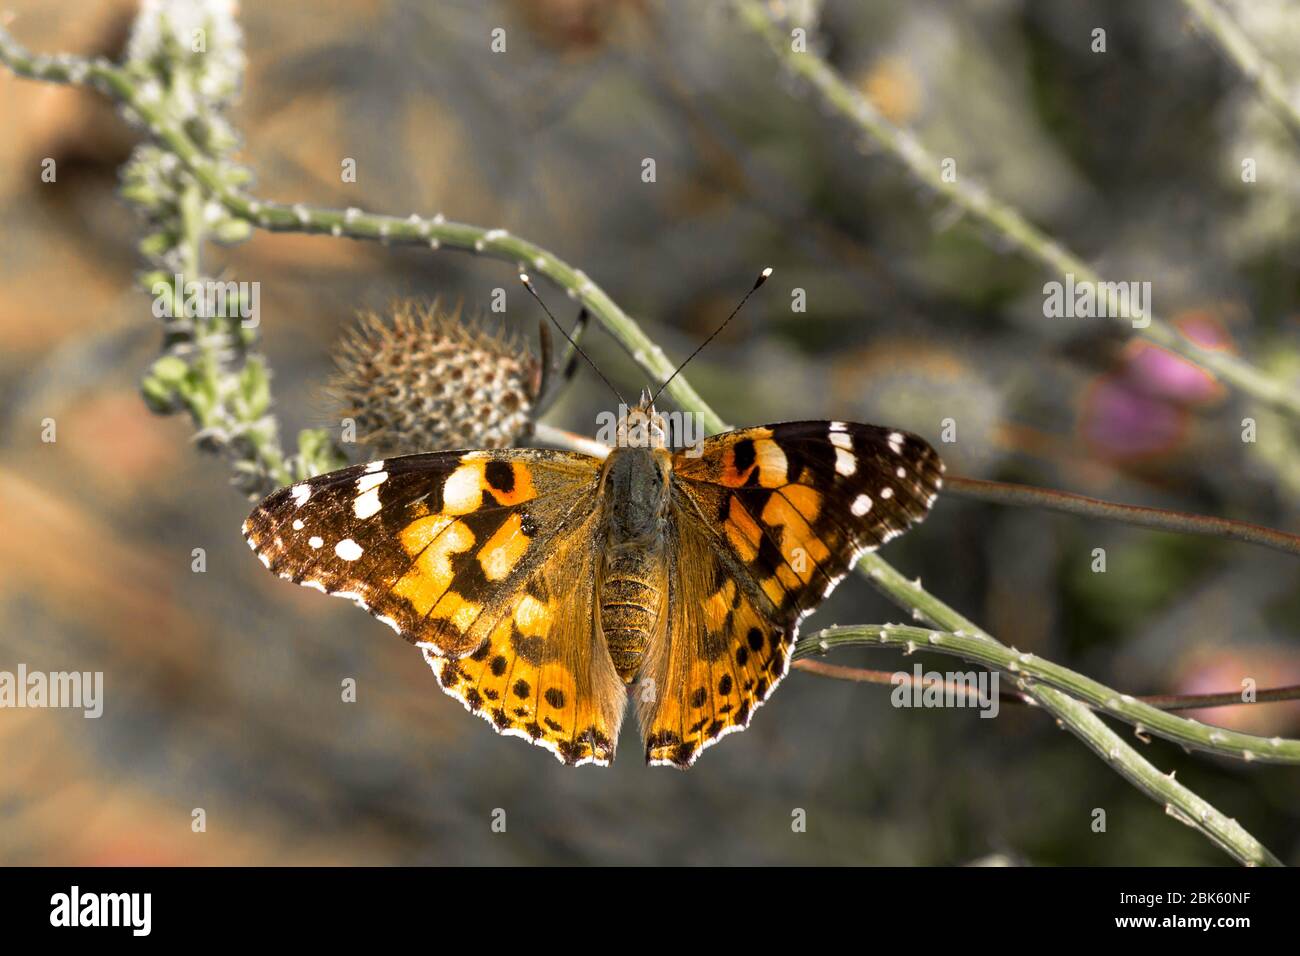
[[598, 446, 673, 684], [599, 549, 663, 683]]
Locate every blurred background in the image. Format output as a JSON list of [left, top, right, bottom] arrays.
[[1, 0, 1298, 865]]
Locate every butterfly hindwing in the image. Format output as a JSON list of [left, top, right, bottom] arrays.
[[424, 507, 627, 766], [639, 421, 943, 767], [638, 514, 791, 767]]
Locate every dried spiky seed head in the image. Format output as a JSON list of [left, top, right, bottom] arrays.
[[328, 299, 539, 455]]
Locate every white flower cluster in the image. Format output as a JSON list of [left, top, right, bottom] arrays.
[[127, 0, 244, 109], [120, 0, 251, 270]]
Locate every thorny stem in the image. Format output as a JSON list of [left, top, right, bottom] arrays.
[[0, 22, 1289, 866], [727, 0, 1300, 421], [1180, 0, 1300, 147], [794, 625, 1300, 766], [547, 421, 1300, 715], [797, 625, 1289, 867], [799, 630, 1281, 866], [790, 659, 1300, 712]]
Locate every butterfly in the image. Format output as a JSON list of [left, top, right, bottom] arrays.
[[243, 397, 942, 767]]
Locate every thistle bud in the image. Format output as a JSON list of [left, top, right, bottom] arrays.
[[329, 300, 539, 455]]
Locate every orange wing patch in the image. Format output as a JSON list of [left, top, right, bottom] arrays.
[[639, 520, 792, 768], [441, 455, 538, 513], [674, 422, 943, 620], [424, 511, 626, 766], [713, 428, 790, 488]]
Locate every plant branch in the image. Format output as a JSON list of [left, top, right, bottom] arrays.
[[849, 552, 1283, 865], [797, 625, 1288, 865], [531, 422, 613, 459], [944, 475, 1300, 558], [792, 659, 1300, 711], [1180, 0, 1300, 146], [726, 0, 1300, 420], [1140, 684, 1300, 711], [795, 625, 1300, 766]]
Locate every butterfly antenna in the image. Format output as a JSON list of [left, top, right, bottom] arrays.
[[650, 267, 771, 406], [519, 274, 625, 407]]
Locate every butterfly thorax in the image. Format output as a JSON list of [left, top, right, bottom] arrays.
[[598, 443, 672, 684]]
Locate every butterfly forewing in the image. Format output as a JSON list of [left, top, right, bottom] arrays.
[[243, 449, 602, 656]]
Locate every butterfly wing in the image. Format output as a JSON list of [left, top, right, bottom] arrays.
[[639, 421, 944, 767], [422, 506, 626, 766], [244, 449, 626, 765]]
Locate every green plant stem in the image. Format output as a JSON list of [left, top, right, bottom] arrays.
[[796, 625, 1287, 866], [795, 624, 1300, 765], [726, 0, 1300, 421], [1180, 0, 1300, 146], [0, 24, 1284, 867], [817, 631, 1282, 864], [791, 659, 1300, 711], [945, 476, 1300, 559], [852, 552, 1285, 865], [0, 28, 724, 434]]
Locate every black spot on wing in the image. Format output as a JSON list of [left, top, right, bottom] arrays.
[[732, 438, 756, 475], [484, 459, 515, 494]]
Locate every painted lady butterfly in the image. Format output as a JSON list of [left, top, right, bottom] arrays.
[[243, 398, 943, 767]]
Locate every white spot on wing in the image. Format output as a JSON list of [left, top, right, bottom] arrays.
[[834, 447, 856, 476], [365, 459, 385, 473], [354, 488, 382, 520], [336, 538, 364, 561], [292, 519, 304, 531], [443, 464, 483, 513], [309, 536, 324, 549], [852, 494, 872, 516], [356, 471, 387, 493], [881, 487, 894, 499], [291, 484, 311, 507]]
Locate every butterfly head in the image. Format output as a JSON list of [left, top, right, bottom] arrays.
[[616, 390, 668, 450]]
